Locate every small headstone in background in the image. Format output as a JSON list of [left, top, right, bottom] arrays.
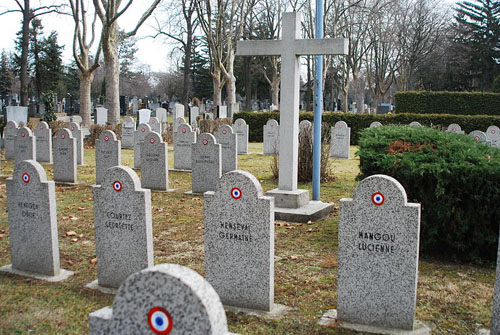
[[486, 125, 500, 147], [174, 124, 196, 171], [205, 112, 214, 120], [330, 121, 351, 159], [369, 121, 382, 128], [90, 166, 153, 289], [190, 106, 199, 127], [3, 120, 18, 160], [121, 116, 136, 149], [173, 116, 186, 133], [69, 122, 84, 165], [338, 174, 421, 330], [134, 123, 151, 169], [138, 109, 151, 124], [149, 116, 161, 134], [132, 96, 138, 114], [204, 170, 275, 311], [6, 106, 28, 125], [14, 127, 36, 164], [409, 121, 422, 127], [233, 118, 249, 154], [218, 105, 228, 118], [270, 104, 278, 111], [491, 231, 500, 334], [71, 115, 83, 124], [263, 119, 279, 155], [155, 107, 167, 123], [1, 160, 73, 281], [95, 130, 121, 185], [447, 123, 464, 134], [299, 119, 312, 132], [469, 130, 489, 144], [173, 103, 185, 120], [228, 103, 239, 118], [34, 121, 53, 163], [191, 133, 221, 194], [215, 125, 237, 173], [89, 264, 230, 335], [141, 131, 170, 191], [96, 107, 108, 125], [53, 128, 78, 184]]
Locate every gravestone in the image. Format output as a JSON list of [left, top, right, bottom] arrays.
[[204, 170, 274, 311], [14, 127, 36, 164], [149, 117, 161, 134], [96, 107, 108, 125], [218, 105, 227, 119], [337, 174, 421, 330], [174, 124, 196, 171], [173, 116, 186, 133], [121, 116, 136, 149], [69, 122, 84, 165], [233, 118, 249, 154], [0, 160, 73, 281], [190, 106, 199, 127], [156, 107, 167, 123], [138, 109, 151, 124], [90, 166, 153, 289], [134, 123, 151, 169], [299, 120, 313, 140], [486, 125, 500, 147], [330, 121, 351, 159], [88, 264, 231, 335], [173, 103, 185, 120], [6, 106, 28, 125], [95, 130, 121, 185], [215, 125, 238, 173], [132, 96, 138, 114], [447, 123, 464, 134], [141, 131, 170, 191], [228, 103, 239, 118], [191, 133, 221, 194], [469, 130, 489, 144], [205, 112, 214, 120], [35, 121, 53, 163], [491, 233, 500, 334], [369, 121, 382, 128], [263, 119, 280, 155], [3, 120, 18, 160], [409, 121, 422, 127], [71, 115, 83, 124], [53, 128, 78, 184]]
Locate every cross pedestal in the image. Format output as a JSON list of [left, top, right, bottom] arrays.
[[237, 12, 348, 222]]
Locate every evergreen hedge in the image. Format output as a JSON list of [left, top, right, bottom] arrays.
[[357, 126, 500, 263], [233, 111, 500, 145], [395, 91, 500, 116]]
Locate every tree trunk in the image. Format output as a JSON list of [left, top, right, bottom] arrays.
[[355, 73, 365, 114], [20, 0, 30, 106], [79, 71, 94, 126], [212, 67, 222, 106], [102, 22, 120, 125], [182, 18, 193, 110], [271, 74, 279, 107], [225, 50, 236, 104], [342, 86, 349, 113], [244, 56, 251, 109]]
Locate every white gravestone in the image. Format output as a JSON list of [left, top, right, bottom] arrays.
[[69, 122, 84, 165], [134, 123, 151, 169], [263, 119, 280, 155], [14, 127, 36, 165], [90, 166, 153, 289], [330, 121, 351, 159], [0, 160, 73, 281], [228, 103, 239, 118], [174, 124, 196, 171], [138, 109, 151, 125], [53, 129, 78, 184], [469, 130, 489, 144], [96, 107, 108, 125], [190, 106, 199, 127], [486, 125, 500, 148], [3, 120, 18, 160], [89, 264, 231, 335], [156, 107, 167, 123], [6, 106, 28, 125], [215, 125, 238, 173], [191, 133, 221, 194], [369, 121, 382, 128], [121, 116, 136, 149], [141, 131, 170, 192], [149, 117, 161, 134], [204, 170, 275, 311], [409, 121, 422, 127], [173, 103, 185, 120], [447, 123, 464, 134], [95, 130, 121, 185], [233, 118, 249, 154], [173, 116, 186, 133], [34, 121, 52, 163], [338, 175, 422, 331], [218, 105, 228, 119]]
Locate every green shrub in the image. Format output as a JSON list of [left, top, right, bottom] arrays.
[[233, 111, 500, 145], [357, 126, 500, 263], [395, 91, 500, 116]]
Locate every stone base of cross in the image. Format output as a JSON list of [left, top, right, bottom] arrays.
[[237, 12, 347, 222]]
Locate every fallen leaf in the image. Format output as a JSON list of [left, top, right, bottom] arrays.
[[71, 238, 78, 243], [62, 216, 69, 220], [289, 255, 298, 260], [307, 228, 313, 233], [286, 226, 295, 230], [197, 226, 204, 230], [284, 223, 290, 226], [0, 234, 4, 239], [67, 260, 74, 266], [0, 229, 6, 234], [71, 217, 79, 221], [90, 258, 97, 264], [66, 231, 77, 236], [69, 215, 75, 219], [79, 234, 83, 238], [307, 220, 313, 225], [77, 207, 85, 211], [297, 223, 303, 226], [88, 197, 93, 201], [82, 199, 86, 203]]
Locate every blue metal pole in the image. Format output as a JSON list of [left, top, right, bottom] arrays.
[[312, 0, 324, 200]]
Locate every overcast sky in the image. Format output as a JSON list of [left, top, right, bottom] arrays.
[[0, 0, 459, 73]]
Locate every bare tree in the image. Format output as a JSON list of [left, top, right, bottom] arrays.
[[92, 0, 161, 124], [0, 0, 65, 106]]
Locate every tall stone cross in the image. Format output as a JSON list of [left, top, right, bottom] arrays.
[[237, 12, 348, 192]]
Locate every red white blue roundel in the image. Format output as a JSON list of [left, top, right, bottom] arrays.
[[222, 129, 227, 135], [202, 139, 208, 145], [181, 128, 186, 134], [150, 138, 155, 144], [148, 307, 173, 334], [71, 126, 75, 130], [231, 187, 242, 199], [474, 135, 481, 141], [21, 132, 26, 137], [141, 127, 146, 132], [492, 129, 496, 134], [452, 128, 456, 132], [61, 133, 66, 139], [22, 173, 30, 183], [104, 136, 109, 142], [372, 192, 385, 206], [40, 125, 44, 130], [113, 181, 122, 192]]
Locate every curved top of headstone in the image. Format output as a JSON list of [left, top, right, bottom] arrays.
[[178, 123, 193, 134], [335, 121, 348, 128], [351, 174, 408, 209], [144, 131, 163, 144], [156, 107, 166, 112], [101, 165, 143, 193], [149, 117, 159, 125], [213, 170, 263, 200], [17, 126, 33, 138], [99, 130, 118, 142], [138, 108, 152, 113], [369, 121, 382, 128], [36, 121, 50, 131], [175, 117, 186, 125], [110, 263, 228, 334], [11, 159, 48, 185], [233, 118, 247, 127], [216, 124, 234, 136], [266, 119, 279, 127], [124, 116, 135, 123], [409, 121, 421, 127], [196, 133, 217, 146], [487, 125, 500, 135], [299, 120, 312, 129], [55, 128, 74, 139], [69, 122, 81, 131], [6, 120, 18, 130], [469, 130, 487, 142], [137, 123, 152, 133], [447, 123, 462, 132]]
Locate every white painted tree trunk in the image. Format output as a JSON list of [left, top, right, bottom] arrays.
[[225, 50, 236, 104], [79, 71, 94, 126], [103, 22, 120, 125], [213, 67, 222, 106]]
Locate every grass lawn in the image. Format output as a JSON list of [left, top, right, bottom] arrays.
[[0, 143, 495, 334]]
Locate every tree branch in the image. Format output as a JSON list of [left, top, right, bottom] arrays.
[[123, 0, 161, 39]]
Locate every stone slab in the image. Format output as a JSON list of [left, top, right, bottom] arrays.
[[370, 121, 382, 128], [14, 127, 36, 164], [95, 130, 121, 185], [447, 123, 464, 134], [85, 280, 118, 294], [266, 188, 309, 209], [6, 106, 28, 125], [34, 121, 52, 163], [191, 133, 221, 194], [121, 117, 136, 149], [149, 117, 161, 134], [156, 107, 167, 123], [3, 120, 18, 160], [96, 107, 108, 125], [233, 118, 249, 154], [486, 125, 500, 147], [174, 124, 196, 170], [0, 265, 73, 282], [69, 122, 84, 165], [263, 119, 279, 155], [330, 121, 350, 159], [273, 200, 334, 223], [134, 123, 151, 169], [224, 303, 291, 320], [215, 125, 237, 173], [173, 116, 186, 133], [53, 128, 78, 184], [141, 131, 169, 191], [138, 109, 151, 124]]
